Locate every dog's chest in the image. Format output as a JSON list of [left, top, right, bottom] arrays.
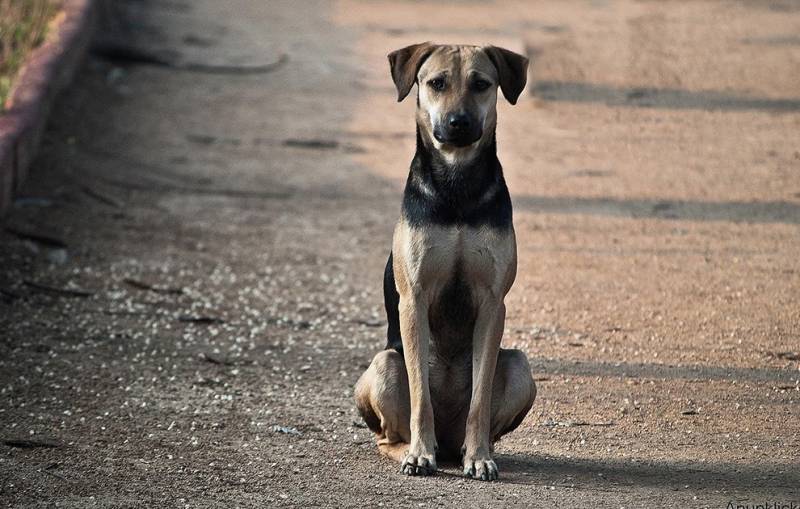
[[394, 221, 516, 304], [395, 222, 515, 357]]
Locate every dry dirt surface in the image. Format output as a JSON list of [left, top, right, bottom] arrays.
[[1, 1, 799, 507]]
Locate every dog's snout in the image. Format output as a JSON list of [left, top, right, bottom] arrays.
[[447, 112, 471, 131], [433, 111, 481, 147]]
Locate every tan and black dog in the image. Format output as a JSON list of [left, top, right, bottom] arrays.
[[355, 42, 536, 481]]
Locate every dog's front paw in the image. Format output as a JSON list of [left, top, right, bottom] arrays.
[[463, 455, 498, 481], [401, 442, 437, 476]]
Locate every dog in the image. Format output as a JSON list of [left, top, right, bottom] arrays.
[[354, 42, 536, 481]]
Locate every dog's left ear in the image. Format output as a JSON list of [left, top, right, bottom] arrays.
[[484, 46, 529, 105], [388, 42, 436, 102]]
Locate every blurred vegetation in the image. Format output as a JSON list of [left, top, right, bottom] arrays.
[[0, 0, 60, 110]]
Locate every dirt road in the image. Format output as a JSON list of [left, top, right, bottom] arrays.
[[1, 1, 798, 507]]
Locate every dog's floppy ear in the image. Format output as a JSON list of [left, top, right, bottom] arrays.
[[484, 46, 529, 105], [388, 42, 436, 102]]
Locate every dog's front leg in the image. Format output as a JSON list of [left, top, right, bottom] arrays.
[[398, 293, 438, 475], [463, 298, 505, 481]]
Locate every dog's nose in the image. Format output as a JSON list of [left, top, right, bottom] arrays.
[[446, 112, 471, 131]]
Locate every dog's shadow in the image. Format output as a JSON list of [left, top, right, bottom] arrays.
[[438, 453, 800, 494]]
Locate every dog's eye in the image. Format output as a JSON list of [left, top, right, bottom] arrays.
[[472, 79, 491, 92], [427, 78, 446, 92]]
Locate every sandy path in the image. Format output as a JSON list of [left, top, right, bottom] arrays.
[[1, 1, 798, 507]]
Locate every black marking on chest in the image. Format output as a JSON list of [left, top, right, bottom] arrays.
[[401, 130, 513, 229], [428, 263, 477, 359]]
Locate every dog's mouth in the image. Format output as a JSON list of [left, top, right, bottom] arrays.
[[432, 128, 483, 148]]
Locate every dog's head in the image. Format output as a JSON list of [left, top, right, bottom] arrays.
[[388, 43, 528, 161]]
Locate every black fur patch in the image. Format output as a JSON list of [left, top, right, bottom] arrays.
[[401, 129, 513, 229], [428, 264, 477, 359], [383, 252, 403, 352]]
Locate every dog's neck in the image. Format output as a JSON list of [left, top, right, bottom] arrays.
[[402, 125, 512, 229]]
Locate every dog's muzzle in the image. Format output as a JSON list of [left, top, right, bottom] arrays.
[[433, 112, 482, 148]]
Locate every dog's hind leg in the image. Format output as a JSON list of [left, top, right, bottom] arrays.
[[490, 348, 536, 442], [354, 349, 411, 461], [377, 441, 409, 462]]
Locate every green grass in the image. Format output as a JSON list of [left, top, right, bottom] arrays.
[[0, 0, 60, 110]]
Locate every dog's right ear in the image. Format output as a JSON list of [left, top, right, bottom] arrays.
[[388, 42, 435, 102]]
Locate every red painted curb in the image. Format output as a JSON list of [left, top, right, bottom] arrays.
[[0, 0, 96, 216]]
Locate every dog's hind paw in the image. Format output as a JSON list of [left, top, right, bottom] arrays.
[[463, 458, 498, 481]]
